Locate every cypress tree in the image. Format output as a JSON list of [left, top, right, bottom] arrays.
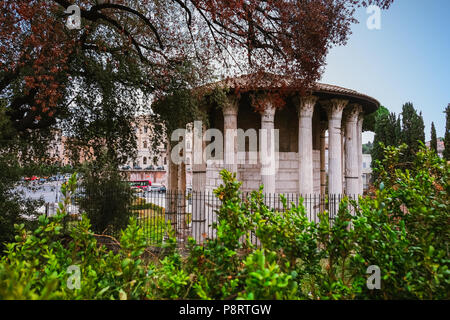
[[371, 109, 398, 180], [400, 102, 425, 164], [372, 110, 390, 164], [430, 122, 438, 154], [444, 104, 450, 161], [395, 115, 402, 145]]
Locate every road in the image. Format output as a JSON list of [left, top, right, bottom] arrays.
[[15, 182, 192, 215]]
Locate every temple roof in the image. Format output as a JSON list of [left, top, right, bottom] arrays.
[[208, 73, 380, 114]]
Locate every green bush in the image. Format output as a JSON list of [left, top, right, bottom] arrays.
[[0, 153, 41, 252], [77, 159, 134, 236], [0, 146, 448, 300]]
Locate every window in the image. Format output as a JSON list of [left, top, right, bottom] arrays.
[[363, 162, 366, 169], [144, 126, 148, 134], [143, 141, 147, 149], [186, 156, 191, 165], [164, 157, 167, 165], [143, 157, 147, 165]]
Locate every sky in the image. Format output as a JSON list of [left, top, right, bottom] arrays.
[[321, 0, 449, 144]]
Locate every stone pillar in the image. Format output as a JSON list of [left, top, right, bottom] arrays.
[[167, 142, 178, 192], [324, 99, 348, 195], [341, 117, 346, 193], [258, 101, 277, 194], [222, 97, 239, 180], [296, 96, 318, 195], [166, 142, 178, 231], [344, 104, 363, 197], [357, 112, 364, 194], [192, 121, 207, 242], [178, 160, 187, 235], [192, 121, 207, 191], [320, 121, 327, 195]]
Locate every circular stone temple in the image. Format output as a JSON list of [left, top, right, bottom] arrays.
[[172, 74, 379, 198]]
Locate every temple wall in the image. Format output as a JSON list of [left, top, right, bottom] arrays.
[[205, 151, 320, 194]]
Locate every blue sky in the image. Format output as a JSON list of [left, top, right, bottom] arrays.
[[321, 0, 449, 143]]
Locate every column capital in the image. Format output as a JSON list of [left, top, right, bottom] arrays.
[[260, 105, 276, 123], [222, 95, 239, 116], [344, 104, 363, 123], [322, 99, 349, 120], [251, 93, 278, 119], [357, 109, 365, 124], [294, 95, 318, 118]]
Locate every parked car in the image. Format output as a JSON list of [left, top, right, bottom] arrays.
[[149, 185, 161, 192], [156, 166, 164, 170], [121, 165, 131, 170], [133, 165, 142, 170], [158, 185, 166, 193]]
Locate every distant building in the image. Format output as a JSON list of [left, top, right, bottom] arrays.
[[46, 129, 67, 165], [45, 116, 171, 185], [425, 137, 445, 158], [127, 115, 167, 170], [362, 154, 372, 192], [121, 115, 169, 185], [46, 129, 95, 166]]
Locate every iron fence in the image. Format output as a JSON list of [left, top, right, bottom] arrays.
[[65, 189, 358, 247]]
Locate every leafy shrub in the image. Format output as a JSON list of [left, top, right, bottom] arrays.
[[0, 153, 41, 252], [77, 159, 134, 235], [0, 146, 448, 300], [238, 249, 298, 300], [131, 201, 165, 212]]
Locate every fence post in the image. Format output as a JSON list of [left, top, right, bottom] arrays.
[[192, 191, 207, 244]]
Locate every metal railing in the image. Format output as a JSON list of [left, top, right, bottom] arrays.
[[70, 189, 358, 247]]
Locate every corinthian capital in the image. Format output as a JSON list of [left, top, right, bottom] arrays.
[[222, 95, 239, 116], [322, 99, 349, 120], [294, 95, 318, 118], [344, 104, 363, 123]]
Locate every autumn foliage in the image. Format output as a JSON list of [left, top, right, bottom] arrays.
[[1, 0, 393, 134]]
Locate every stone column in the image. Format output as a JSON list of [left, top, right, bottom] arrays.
[[178, 159, 187, 235], [324, 99, 348, 195], [344, 104, 363, 197], [341, 117, 346, 193], [259, 102, 277, 194], [192, 121, 207, 191], [167, 142, 178, 192], [320, 121, 327, 195], [192, 121, 207, 242], [222, 97, 239, 180], [357, 112, 364, 195], [166, 142, 178, 231], [296, 96, 318, 195]]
